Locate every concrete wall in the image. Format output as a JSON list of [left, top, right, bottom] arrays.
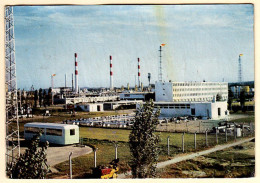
[[155, 82, 173, 102]]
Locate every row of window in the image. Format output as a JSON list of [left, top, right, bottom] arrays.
[[172, 83, 227, 86], [173, 87, 227, 92], [173, 92, 228, 97], [173, 96, 228, 102], [25, 127, 75, 136], [154, 104, 191, 109]]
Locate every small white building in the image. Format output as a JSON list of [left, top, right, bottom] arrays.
[[75, 103, 104, 112], [24, 123, 79, 145]]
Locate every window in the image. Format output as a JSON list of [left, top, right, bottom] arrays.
[[46, 128, 62, 136], [70, 129, 75, 136], [25, 127, 41, 134], [218, 108, 221, 116]]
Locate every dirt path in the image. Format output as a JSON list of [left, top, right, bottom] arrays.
[[117, 137, 254, 178]]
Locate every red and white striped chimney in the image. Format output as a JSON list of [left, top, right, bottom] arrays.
[[110, 55, 113, 90], [75, 53, 78, 93], [138, 57, 141, 88]]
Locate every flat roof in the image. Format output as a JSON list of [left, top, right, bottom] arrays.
[[24, 122, 78, 129]]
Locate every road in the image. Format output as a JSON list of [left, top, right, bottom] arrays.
[[117, 137, 255, 178]]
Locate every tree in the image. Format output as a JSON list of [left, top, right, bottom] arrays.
[[216, 93, 222, 101], [39, 88, 43, 107], [47, 88, 52, 106], [228, 89, 234, 110], [34, 90, 38, 108], [129, 100, 160, 178], [6, 133, 49, 179], [43, 90, 47, 108], [239, 90, 246, 112]]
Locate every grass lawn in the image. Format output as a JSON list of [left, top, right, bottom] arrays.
[[231, 101, 254, 106], [229, 116, 255, 124], [51, 127, 242, 178]]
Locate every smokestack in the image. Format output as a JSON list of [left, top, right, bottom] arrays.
[[138, 58, 140, 88], [110, 55, 113, 90], [75, 53, 78, 93]]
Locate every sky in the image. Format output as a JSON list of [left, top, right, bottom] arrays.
[[13, 4, 254, 90]]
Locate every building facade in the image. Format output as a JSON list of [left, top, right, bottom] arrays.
[[155, 81, 228, 102]]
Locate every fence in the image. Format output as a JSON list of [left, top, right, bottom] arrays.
[[77, 123, 254, 173]]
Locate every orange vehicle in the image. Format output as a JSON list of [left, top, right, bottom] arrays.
[[92, 159, 119, 179]]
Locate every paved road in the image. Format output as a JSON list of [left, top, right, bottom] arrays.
[[117, 137, 255, 178], [18, 144, 92, 173]]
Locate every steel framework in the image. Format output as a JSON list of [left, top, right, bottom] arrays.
[[5, 6, 20, 164], [158, 46, 163, 82]]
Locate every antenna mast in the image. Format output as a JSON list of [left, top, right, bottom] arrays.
[[5, 6, 20, 165]]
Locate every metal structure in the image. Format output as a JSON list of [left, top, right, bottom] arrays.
[[238, 54, 243, 83], [5, 6, 20, 164], [148, 73, 151, 86], [75, 53, 78, 93], [158, 44, 166, 82], [110, 55, 113, 90], [137, 58, 141, 88]]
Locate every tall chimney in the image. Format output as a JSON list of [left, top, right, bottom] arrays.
[[138, 58, 141, 88], [75, 53, 78, 93], [110, 55, 113, 90]]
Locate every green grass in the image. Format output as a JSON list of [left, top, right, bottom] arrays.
[[231, 101, 254, 106], [51, 126, 251, 178], [229, 116, 255, 123], [52, 139, 131, 178]]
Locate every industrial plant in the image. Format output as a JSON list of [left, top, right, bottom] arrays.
[[4, 5, 255, 179]]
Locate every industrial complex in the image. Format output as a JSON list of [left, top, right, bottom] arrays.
[[4, 5, 255, 179]]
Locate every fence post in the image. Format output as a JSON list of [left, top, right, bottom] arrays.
[[215, 128, 218, 144], [194, 132, 197, 150], [242, 122, 244, 137], [234, 125, 236, 141], [249, 122, 252, 136], [69, 152, 73, 179], [94, 148, 98, 167], [182, 132, 185, 153], [199, 121, 201, 133], [167, 136, 170, 156], [186, 121, 188, 132], [115, 143, 118, 159], [225, 126, 228, 142], [205, 129, 208, 147]]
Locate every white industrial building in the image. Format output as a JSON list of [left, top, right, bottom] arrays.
[[155, 81, 228, 102], [138, 81, 229, 120]]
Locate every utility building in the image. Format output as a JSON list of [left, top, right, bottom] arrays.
[[138, 81, 229, 120]]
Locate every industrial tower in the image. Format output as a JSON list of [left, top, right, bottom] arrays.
[[158, 44, 166, 82], [5, 6, 20, 164], [238, 54, 243, 83]]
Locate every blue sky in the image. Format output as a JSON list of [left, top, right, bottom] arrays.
[[13, 5, 254, 90]]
